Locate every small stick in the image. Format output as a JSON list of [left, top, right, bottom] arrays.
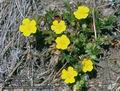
[[52, 62, 68, 81], [0, 50, 27, 90], [92, 0, 97, 40], [115, 28, 120, 33]]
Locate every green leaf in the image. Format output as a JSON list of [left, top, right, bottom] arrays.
[[85, 42, 101, 59], [63, 0, 71, 11], [45, 9, 58, 25], [63, 11, 75, 26]]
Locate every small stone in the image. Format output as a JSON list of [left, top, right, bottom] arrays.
[[88, 87, 96, 91], [102, 8, 115, 16], [0, 0, 3, 3], [108, 83, 116, 90]]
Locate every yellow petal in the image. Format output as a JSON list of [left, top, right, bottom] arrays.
[[56, 42, 64, 49], [53, 20, 58, 25], [54, 29, 62, 34], [61, 69, 68, 79], [51, 25, 56, 30], [64, 78, 75, 84], [30, 19, 36, 26], [74, 11, 82, 20], [87, 65, 93, 72], [73, 11, 77, 15], [56, 44, 62, 49], [82, 67, 87, 73], [60, 45, 67, 50], [75, 13, 84, 20], [22, 31, 31, 37], [73, 70, 78, 76], [68, 66, 78, 76], [55, 37, 62, 49], [59, 21, 66, 31], [69, 78, 75, 83], [81, 14, 89, 19], [19, 25, 26, 32], [88, 60, 93, 65], [62, 35, 70, 44], [60, 25, 66, 31], [78, 6, 89, 13], [31, 26, 37, 33], [60, 20, 65, 25], [55, 27, 65, 34], [68, 66, 74, 72], [73, 11, 77, 17], [55, 37, 60, 43], [81, 60, 85, 65], [22, 18, 30, 25], [64, 79, 70, 84]]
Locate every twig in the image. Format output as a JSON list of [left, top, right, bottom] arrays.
[[115, 28, 120, 33], [0, 53, 26, 90], [52, 62, 68, 82], [15, 0, 24, 18], [92, 0, 97, 40], [0, 41, 12, 57], [39, 69, 54, 86]]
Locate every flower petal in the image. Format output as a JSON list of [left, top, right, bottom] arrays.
[[68, 66, 74, 72], [64, 79, 70, 84], [31, 19, 36, 26], [68, 66, 78, 76], [78, 6, 89, 13], [74, 6, 89, 20], [64, 78, 75, 84], [22, 30, 31, 37], [19, 25, 26, 32], [53, 20, 58, 25], [22, 18, 30, 25], [61, 69, 68, 79], [82, 67, 87, 73], [69, 78, 75, 83], [87, 65, 93, 72], [51, 25, 56, 30], [31, 26, 37, 33]]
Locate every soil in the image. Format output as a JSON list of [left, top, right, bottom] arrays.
[[88, 47, 120, 91]]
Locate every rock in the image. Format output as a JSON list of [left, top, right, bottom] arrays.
[[102, 8, 115, 16]]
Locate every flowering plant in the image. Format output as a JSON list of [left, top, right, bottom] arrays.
[[18, 0, 117, 90]]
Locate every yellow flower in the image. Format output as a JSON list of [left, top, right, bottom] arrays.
[[51, 20, 66, 34], [55, 35, 70, 50], [19, 18, 37, 36], [61, 66, 78, 84], [74, 6, 90, 20], [81, 58, 93, 73]]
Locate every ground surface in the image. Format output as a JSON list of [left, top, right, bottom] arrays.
[[0, 0, 120, 91]]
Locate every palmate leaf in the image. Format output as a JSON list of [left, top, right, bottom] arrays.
[[63, 11, 75, 26], [85, 42, 101, 59], [45, 9, 58, 26], [73, 75, 87, 91], [63, 0, 71, 11], [96, 15, 117, 30]]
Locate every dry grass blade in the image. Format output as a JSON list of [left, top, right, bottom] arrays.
[[92, 0, 97, 40]]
